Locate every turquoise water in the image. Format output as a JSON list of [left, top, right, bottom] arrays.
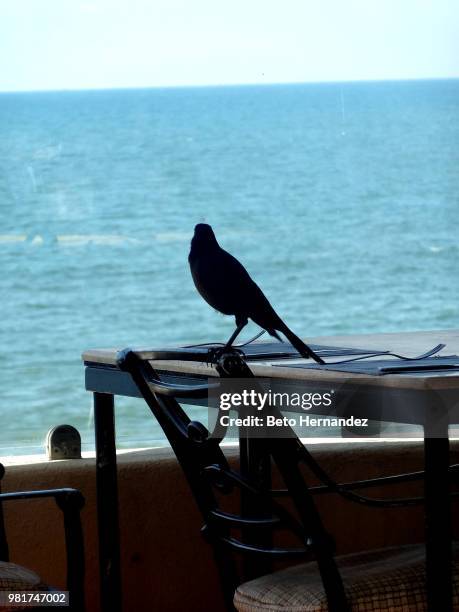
[[1, 80, 458, 454]]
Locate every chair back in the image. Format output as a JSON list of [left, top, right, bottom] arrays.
[[117, 347, 349, 611]]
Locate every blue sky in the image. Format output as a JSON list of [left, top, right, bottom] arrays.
[[1, 0, 458, 92]]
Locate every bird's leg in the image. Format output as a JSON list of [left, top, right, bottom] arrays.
[[225, 316, 248, 348], [225, 325, 245, 347], [207, 317, 248, 365]]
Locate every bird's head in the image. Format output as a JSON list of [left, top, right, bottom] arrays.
[[194, 223, 216, 240], [190, 223, 219, 254]]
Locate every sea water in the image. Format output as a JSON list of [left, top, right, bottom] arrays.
[[1, 80, 458, 454]]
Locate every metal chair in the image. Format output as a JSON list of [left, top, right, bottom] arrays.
[[117, 346, 459, 611], [0, 464, 85, 612]]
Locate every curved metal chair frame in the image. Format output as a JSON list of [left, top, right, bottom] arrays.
[[0, 465, 85, 612], [117, 346, 459, 612]]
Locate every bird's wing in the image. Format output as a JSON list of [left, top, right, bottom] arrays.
[[218, 249, 280, 323], [190, 247, 265, 316]]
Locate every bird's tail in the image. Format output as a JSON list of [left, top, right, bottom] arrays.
[[276, 322, 325, 364]]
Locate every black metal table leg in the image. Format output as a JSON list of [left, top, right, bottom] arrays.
[[94, 392, 122, 612], [239, 434, 272, 581], [424, 417, 452, 612]]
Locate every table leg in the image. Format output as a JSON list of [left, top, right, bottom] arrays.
[[424, 422, 452, 611], [94, 392, 122, 612], [239, 435, 272, 581]]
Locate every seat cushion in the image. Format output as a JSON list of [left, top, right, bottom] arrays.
[[0, 561, 41, 590], [0, 562, 44, 611], [234, 543, 459, 611]]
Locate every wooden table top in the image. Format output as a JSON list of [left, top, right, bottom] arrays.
[[83, 329, 459, 392]]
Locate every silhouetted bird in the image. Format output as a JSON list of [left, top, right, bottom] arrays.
[[189, 224, 325, 364]]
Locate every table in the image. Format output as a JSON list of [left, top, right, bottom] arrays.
[[83, 329, 459, 612]]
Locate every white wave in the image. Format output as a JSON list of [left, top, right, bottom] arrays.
[[428, 245, 444, 253], [155, 231, 191, 243], [31, 235, 44, 245], [0, 235, 27, 243], [57, 234, 140, 246]]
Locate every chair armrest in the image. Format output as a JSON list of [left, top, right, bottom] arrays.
[[117, 347, 220, 398], [0, 488, 83, 505], [147, 379, 219, 398], [122, 347, 212, 363], [0, 487, 85, 612], [296, 440, 459, 508]]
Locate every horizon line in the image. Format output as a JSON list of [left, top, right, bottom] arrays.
[[1, 75, 458, 95]]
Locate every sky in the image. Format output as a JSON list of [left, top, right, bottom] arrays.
[[0, 0, 458, 92]]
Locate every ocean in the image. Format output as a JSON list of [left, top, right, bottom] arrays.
[[1, 79, 458, 455]]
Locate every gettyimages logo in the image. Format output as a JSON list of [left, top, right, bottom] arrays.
[[218, 388, 333, 412]]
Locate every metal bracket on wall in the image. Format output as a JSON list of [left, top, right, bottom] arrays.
[[46, 424, 82, 460]]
